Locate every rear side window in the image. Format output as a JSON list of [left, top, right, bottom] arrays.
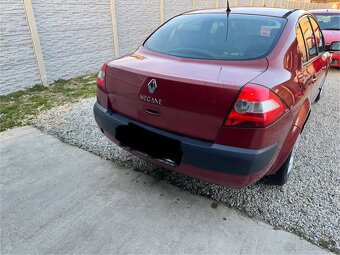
[[144, 14, 286, 60], [296, 24, 308, 63], [308, 16, 325, 54], [299, 16, 318, 60]]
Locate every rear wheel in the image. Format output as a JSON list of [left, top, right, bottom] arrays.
[[267, 135, 300, 186]]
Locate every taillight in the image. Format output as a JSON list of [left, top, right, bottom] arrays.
[[225, 84, 288, 128], [97, 63, 107, 92]]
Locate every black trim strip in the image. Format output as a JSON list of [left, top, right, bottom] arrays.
[[94, 103, 277, 176], [282, 9, 298, 18]]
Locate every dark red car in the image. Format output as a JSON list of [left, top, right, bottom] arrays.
[[311, 9, 340, 68], [94, 8, 331, 188]]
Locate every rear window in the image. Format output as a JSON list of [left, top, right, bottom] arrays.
[[144, 13, 286, 61], [313, 14, 340, 30]]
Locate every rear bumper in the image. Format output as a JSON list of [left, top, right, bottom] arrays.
[[94, 103, 277, 187]]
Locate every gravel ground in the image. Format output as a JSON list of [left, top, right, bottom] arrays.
[[34, 69, 340, 253]]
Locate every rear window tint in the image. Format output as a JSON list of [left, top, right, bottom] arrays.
[[144, 14, 286, 61], [313, 14, 340, 30]]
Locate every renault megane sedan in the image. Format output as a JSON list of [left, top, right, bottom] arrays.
[[94, 8, 331, 188]]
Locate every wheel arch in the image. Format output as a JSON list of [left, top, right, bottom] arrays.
[[294, 98, 311, 131]]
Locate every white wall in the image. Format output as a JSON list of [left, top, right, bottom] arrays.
[[31, 0, 114, 83], [0, 0, 40, 94], [0, 0, 335, 95], [116, 0, 160, 56]]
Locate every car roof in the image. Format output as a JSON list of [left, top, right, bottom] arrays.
[[309, 9, 340, 14], [187, 7, 296, 18]]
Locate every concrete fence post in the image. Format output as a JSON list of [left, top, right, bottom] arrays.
[[109, 0, 120, 58], [22, 0, 48, 86]]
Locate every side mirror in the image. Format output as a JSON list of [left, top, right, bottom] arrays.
[[330, 41, 340, 51], [325, 44, 331, 51]]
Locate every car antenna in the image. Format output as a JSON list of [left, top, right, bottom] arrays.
[[226, 0, 231, 15], [225, 0, 231, 43]]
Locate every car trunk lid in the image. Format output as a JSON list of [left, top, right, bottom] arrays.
[[105, 48, 268, 141]]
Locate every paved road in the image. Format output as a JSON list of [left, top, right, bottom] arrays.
[[0, 127, 331, 254]]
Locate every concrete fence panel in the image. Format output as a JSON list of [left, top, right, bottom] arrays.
[[31, 0, 114, 83], [164, 0, 192, 21], [195, 0, 215, 9], [0, 0, 41, 94], [116, 0, 160, 56], [218, 0, 227, 8], [0, 0, 337, 94]]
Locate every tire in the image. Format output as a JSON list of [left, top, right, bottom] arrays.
[[267, 135, 300, 186]]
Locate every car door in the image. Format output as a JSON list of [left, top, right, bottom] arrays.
[[295, 16, 314, 102], [297, 15, 327, 103], [308, 16, 329, 100]]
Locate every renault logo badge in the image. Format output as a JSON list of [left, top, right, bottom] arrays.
[[147, 79, 157, 94]]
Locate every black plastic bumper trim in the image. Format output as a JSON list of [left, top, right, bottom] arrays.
[[94, 103, 277, 176]]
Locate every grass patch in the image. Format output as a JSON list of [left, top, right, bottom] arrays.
[[0, 74, 97, 132], [319, 239, 338, 254]]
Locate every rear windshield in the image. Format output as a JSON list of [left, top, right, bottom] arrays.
[[144, 14, 286, 61], [313, 14, 340, 30]]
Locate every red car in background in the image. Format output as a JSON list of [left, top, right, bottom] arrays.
[[94, 8, 331, 188], [311, 9, 340, 67]]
